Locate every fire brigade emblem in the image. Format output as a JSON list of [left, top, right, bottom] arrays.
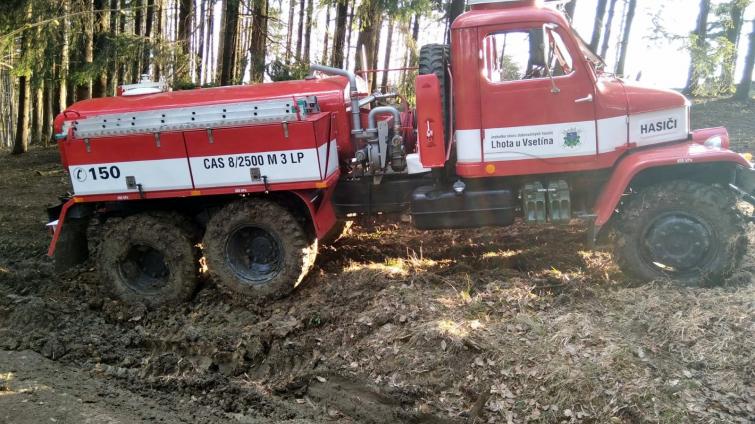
[[563, 128, 582, 148], [73, 167, 87, 182]]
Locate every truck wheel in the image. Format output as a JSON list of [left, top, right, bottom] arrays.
[[97, 214, 198, 306], [613, 180, 747, 285], [202, 199, 317, 299], [419, 44, 451, 134]]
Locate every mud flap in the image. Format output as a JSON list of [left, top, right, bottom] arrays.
[[53, 218, 90, 272], [48, 201, 94, 272]]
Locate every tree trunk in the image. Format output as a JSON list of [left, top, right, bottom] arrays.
[[322, 5, 331, 64], [204, 0, 214, 84], [590, 0, 608, 52], [59, 0, 70, 113], [131, 0, 144, 83], [735, 18, 755, 100], [249, 0, 268, 83], [13, 1, 32, 154], [236, 5, 251, 83], [355, 0, 382, 89], [13, 76, 30, 154], [446, 0, 465, 44], [600, 0, 618, 59], [285, 0, 295, 62], [220, 0, 241, 85], [380, 19, 394, 90], [302, 0, 313, 63], [410, 14, 420, 67], [93, 0, 110, 98], [33, 83, 43, 145], [177, 0, 193, 82], [614, 0, 636, 76], [154, 0, 164, 81], [216, 0, 228, 84], [684, 0, 711, 95], [719, 2, 746, 94], [330, 0, 347, 67], [43, 80, 53, 146], [196, 0, 206, 83], [345, 0, 355, 69], [76, 0, 95, 100], [108, 0, 120, 95], [295, 0, 305, 60], [369, 15, 383, 92], [141, 0, 155, 77], [118, 0, 127, 85], [565, 0, 577, 21]]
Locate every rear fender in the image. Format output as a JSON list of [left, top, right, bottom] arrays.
[[290, 185, 338, 240], [593, 141, 749, 232]]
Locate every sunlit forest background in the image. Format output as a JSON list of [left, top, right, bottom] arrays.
[[1, 0, 754, 154]]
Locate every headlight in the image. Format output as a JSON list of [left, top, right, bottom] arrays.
[[704, 136, 723, 149]]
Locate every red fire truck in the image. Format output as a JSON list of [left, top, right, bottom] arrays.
[[48, 0, 755, 306]]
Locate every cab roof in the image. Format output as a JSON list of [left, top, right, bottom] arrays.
[[452, 2, 568, 30]]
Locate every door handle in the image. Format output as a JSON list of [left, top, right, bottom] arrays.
[[575, 94, 593, 104]]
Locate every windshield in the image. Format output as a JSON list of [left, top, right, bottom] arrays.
[[570, 26, 606, 71]]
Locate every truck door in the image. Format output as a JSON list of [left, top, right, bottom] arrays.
[[477, 23, 598, 175]]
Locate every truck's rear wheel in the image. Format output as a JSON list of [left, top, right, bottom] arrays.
[[202, 199, 317, 299], [98, 214, 198, 306], [613, 180, 747, 285]]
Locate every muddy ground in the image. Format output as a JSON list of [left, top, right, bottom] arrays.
[[0, 100, 754, 423]]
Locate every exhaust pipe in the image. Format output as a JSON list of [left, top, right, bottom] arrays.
[[309, 64, 362, 135]]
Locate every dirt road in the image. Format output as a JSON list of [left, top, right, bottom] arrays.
[[1, 101, 754, 423]]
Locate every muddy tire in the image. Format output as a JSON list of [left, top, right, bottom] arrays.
[[202, 199, 317, 300], [97, 214, 199, 306], [613, 180, 747, 285], [419, 44, 451, 136]]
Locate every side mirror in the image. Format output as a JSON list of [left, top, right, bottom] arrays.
[[543, 24, 561, 94]]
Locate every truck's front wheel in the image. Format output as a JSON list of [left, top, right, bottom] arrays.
[[202, 199, 317, 300], [613, 180, 747, 285]]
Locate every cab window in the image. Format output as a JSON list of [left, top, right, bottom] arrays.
[[481, 26, 574, 84]]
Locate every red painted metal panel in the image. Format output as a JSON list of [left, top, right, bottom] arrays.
[[457, 149, 624, 178], [415, 74, 446, 168], [64, 132, 187, 165], [183, 117, 323, 157]]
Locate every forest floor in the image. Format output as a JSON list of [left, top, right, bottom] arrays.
[[0, 98, 754, 423]]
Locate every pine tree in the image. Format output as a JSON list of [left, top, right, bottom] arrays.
[[303, 0, 313, 63], [735, 18, 755, 100], [220, 0, 241, 85], [615, 0, 637, 76], [685, 0, 712, 94], [330, 0, 348, 67], [590, 0, 608, 52], [600, 0, 618, 59], [249, 0, 268, 83]]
